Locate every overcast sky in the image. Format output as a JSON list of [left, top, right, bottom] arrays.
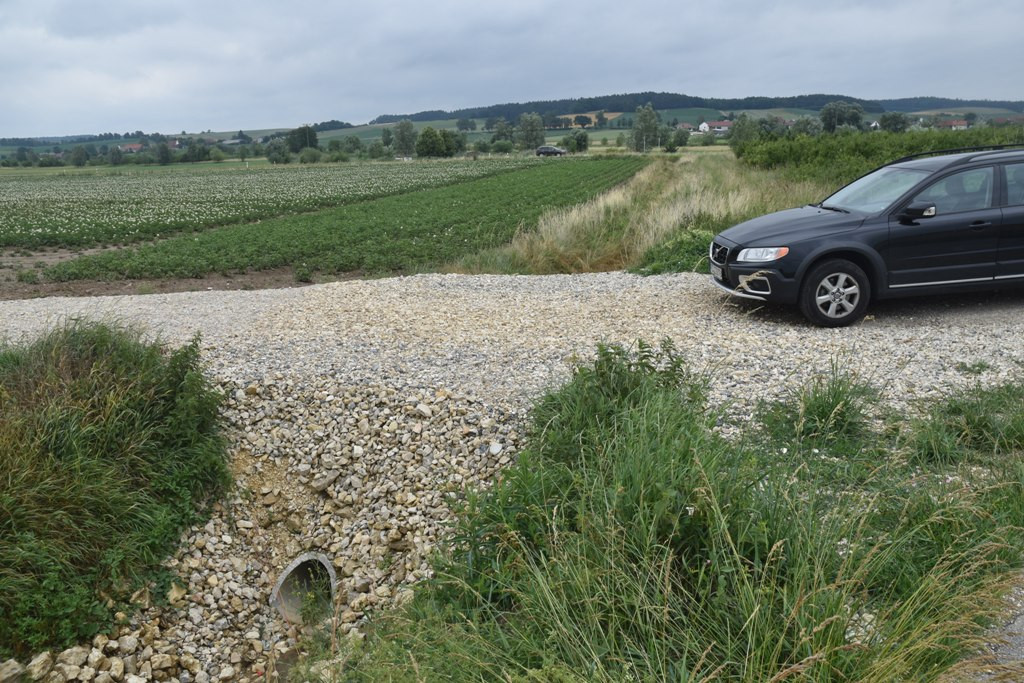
[[1, 0, 1019, 138]]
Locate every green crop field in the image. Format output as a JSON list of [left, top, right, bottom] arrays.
[[44, 157, 647, 281], [732, 107, 819, 119], [0, 158, 540, 248], [910, 106, 1021, 117], [653, 107, 724, 124]]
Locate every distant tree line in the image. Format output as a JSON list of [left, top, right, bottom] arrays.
[[369, 92, 888, 125], [878, 97, 1024, 113], [1, 131, 131, 148], [310, 119, 354, 132]]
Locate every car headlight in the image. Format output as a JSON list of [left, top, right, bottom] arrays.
[[736, 247, 789, 263]]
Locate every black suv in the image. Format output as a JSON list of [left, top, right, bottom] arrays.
[[709, 146, 1024, 326], [536, 145, 567, 157]]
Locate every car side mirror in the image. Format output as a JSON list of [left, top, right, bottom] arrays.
[[899, 202, 937, 222]]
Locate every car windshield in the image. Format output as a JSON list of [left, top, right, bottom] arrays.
[[820, 166, 931, 214]]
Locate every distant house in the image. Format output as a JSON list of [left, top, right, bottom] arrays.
[[868, 121, 881, 130], [676, 122, 695, 131], [992, 116, 1024, 127], [699, 120, 734, 135], [935, 119, 969, 131], [119, 143, 144, 153]]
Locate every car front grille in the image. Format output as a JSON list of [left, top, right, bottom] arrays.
[[710, 242, 729, 265]]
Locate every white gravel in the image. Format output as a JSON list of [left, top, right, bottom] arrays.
[[2, 271, 1022, 418]]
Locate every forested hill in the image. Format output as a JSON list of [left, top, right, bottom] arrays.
[[369, 92, 886, 124], [878, 97, 1024, 113]]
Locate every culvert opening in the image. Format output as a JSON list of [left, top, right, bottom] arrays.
[[270, 552, 337, 625]]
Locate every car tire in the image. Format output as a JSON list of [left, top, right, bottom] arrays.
[[798, 259, 870, 327]]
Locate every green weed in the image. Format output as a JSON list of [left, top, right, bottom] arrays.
[[758, 360, 877, 448], [905, 382, 1024, 466], [0, 321, 229, 657], [956, 360, 992, 376], [312, 343, 1024, 681]]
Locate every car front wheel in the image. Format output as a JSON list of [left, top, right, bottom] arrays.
[[799, 259, 870, 327]]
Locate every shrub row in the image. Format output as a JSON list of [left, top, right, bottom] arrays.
[[740, 126, 1024, 185]]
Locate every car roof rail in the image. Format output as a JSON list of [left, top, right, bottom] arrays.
[[891, 143, 1024, 164]]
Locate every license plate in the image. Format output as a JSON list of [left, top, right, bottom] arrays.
[[711, 265, 723, 281]]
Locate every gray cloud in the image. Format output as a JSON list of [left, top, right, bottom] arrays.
[[1, 0, 1019, 137]]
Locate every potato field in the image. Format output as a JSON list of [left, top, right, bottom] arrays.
[[0, 158, 540, 248]]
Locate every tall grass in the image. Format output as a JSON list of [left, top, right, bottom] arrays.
[[0, 321, 229, 657], [456, 150, 831, 276], [314, 343, 1024, 681]]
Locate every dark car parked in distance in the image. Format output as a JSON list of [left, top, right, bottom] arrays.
[[536, 145, 567, 156], [709, 145, 1024, 326]]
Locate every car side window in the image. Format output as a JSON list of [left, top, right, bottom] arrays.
[[1006, 163, 1024, 206], [912, 167, 994, 214]]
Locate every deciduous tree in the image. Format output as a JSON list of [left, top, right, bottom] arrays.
[[820, 101, 864, 133], [393, 120, 417, 156], [490, 118, 512, 142], [265, 139, 291, 164], [70, 146, 89, 167], [415, 126, 445, 157], [155, 142, 172, 165], [631, 103, 659, 152], [515, 113, 545, 150], [286, 125, 318, 153], [879, 112, 909, 133]]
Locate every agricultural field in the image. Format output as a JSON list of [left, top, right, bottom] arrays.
[[732, 107, 819, 120], [0, 158, 539, 248], [652, 107, 725, 125], [42, 157, 647, 281], [909, 106, 1021, 117]]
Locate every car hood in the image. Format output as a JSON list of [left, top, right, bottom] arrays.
[[718, 206, 864, 245]]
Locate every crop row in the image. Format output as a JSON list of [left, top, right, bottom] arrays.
[[46, 157, 648, 281], [0, 158, 540, 249]]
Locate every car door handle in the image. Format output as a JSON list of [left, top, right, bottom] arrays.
[[969, 221, 991, 229]]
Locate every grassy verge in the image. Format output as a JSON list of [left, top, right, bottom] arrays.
[[631, 151, 833, 276], [302, 342, 1024, 681], [42, 158, 645, 281], [0, 322, 229, 657], [454, 150, 831, 277]]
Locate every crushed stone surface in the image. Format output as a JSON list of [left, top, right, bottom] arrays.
[[3, 272, 1023, 680]]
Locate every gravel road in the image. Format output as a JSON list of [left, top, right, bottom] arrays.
[[3, 271, 1023, 679], [3, 271, 1023, 417]]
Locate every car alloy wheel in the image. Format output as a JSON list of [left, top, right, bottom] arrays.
[[799, 259, 870, 327]]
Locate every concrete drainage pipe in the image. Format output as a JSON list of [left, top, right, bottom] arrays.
[[269, 552, 337, 624]]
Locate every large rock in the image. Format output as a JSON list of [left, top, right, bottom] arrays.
[[115, 637, 138, 656], [53, 664, 81, 681], [57, 650, 88, 668], [27, 652, 55, 680], [149, 655, 174, 671], [0, 660, 26, 683], [311, 470, 341, 492]]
